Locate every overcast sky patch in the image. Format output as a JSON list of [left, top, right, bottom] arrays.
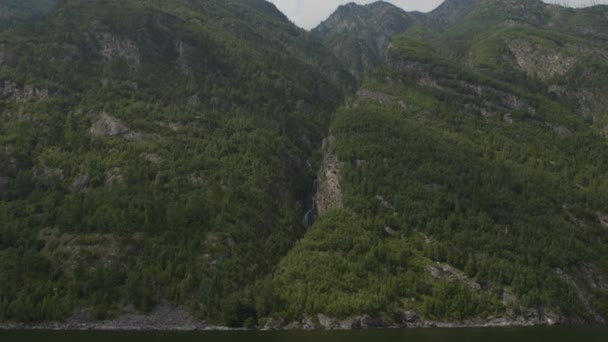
[[267, 0, 608, 30]]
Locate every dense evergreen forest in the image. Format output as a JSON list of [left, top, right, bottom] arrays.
[[1, 0, 607, 328]]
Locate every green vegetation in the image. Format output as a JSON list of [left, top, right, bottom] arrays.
[[0, 0, 58, 31], [266, 0, 608, 325], [0, 0, 348, 323], [1, 0, 608, 328]]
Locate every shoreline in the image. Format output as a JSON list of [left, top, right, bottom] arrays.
[[0, 302, 592, 332], [0, 319, 581, 332]]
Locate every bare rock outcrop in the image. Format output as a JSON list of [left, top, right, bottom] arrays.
[[95, 32, 141, 67], [70, 174, 91, 192], [597, 212, 608, 229], [425, 262, 481, 290], [90, 112, 130, 137], [142, 153, 161, 164], [316, 136, 343, 216], [0, 80, 49, 101], [317, 314, 339, 330], [89, 112, 145, 141], [357, 88, 394, 104], [507, 39, 577, 81]]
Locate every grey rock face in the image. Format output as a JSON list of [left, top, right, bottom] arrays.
[[425, 262, 481, 290], [597, 212, 608, 229], [317, 314, 339, 330], [95, 32, 141, 66], [316, 136, 343, 217], [142, 153, 161, 164], [402, 311, 420, 324], [0, 80, 49, 101], [357, 88, 396, 104], [507, 39, 577, 81], [90, 112, 130, 137], [301, 315, 317, 330], [70, 174, 91, 192], [339, 317, 362, 330], [89, 112, 146, 141]]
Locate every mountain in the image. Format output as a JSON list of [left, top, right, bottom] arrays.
[[1, 0, 608, 330], [317, 0, 608, 129], [427, 0, 480, 25], [268, 0, 608, 328], [0, 0, 350, 325], [312, 2, 418, 79]]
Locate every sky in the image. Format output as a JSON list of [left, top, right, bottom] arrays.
[[267, 0, 608, 30]]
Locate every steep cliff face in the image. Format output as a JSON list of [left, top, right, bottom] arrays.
[[506, 39, 578, 80], [315, 136, 342, 217]]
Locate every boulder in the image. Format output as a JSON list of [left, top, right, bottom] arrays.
[[0, 80, 48, 101], [301, 315, 317, 330], [403, 310, 420, 323], [317, 314, 339, 330], [339, 317, 361, 330], [90, 112, 130, 137]]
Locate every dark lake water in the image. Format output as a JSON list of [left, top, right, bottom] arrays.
[[1, 328, 607, 342]]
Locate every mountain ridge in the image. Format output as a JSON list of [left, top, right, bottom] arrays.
[[0, 0, 608, 330]]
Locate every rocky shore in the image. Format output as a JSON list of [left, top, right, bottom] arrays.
[[0, 303, 572, 331]]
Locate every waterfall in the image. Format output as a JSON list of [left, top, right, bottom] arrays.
[[302, 160, 317, 227], [303, 178, 317, 228]]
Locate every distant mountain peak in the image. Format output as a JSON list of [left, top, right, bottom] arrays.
[[312, 1, 414, 78], [314, 1, 409, 37], [428, 0, 481, 25]]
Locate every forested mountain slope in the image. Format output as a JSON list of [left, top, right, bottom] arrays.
[[271, 0, 608, 328], [0, 0, 349, 324], [0, 0, 58, 31], [312, 1, 418, 79], [1, 0, 608, 329]]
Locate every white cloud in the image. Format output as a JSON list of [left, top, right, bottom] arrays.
[[267, 0, 608, 30]]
